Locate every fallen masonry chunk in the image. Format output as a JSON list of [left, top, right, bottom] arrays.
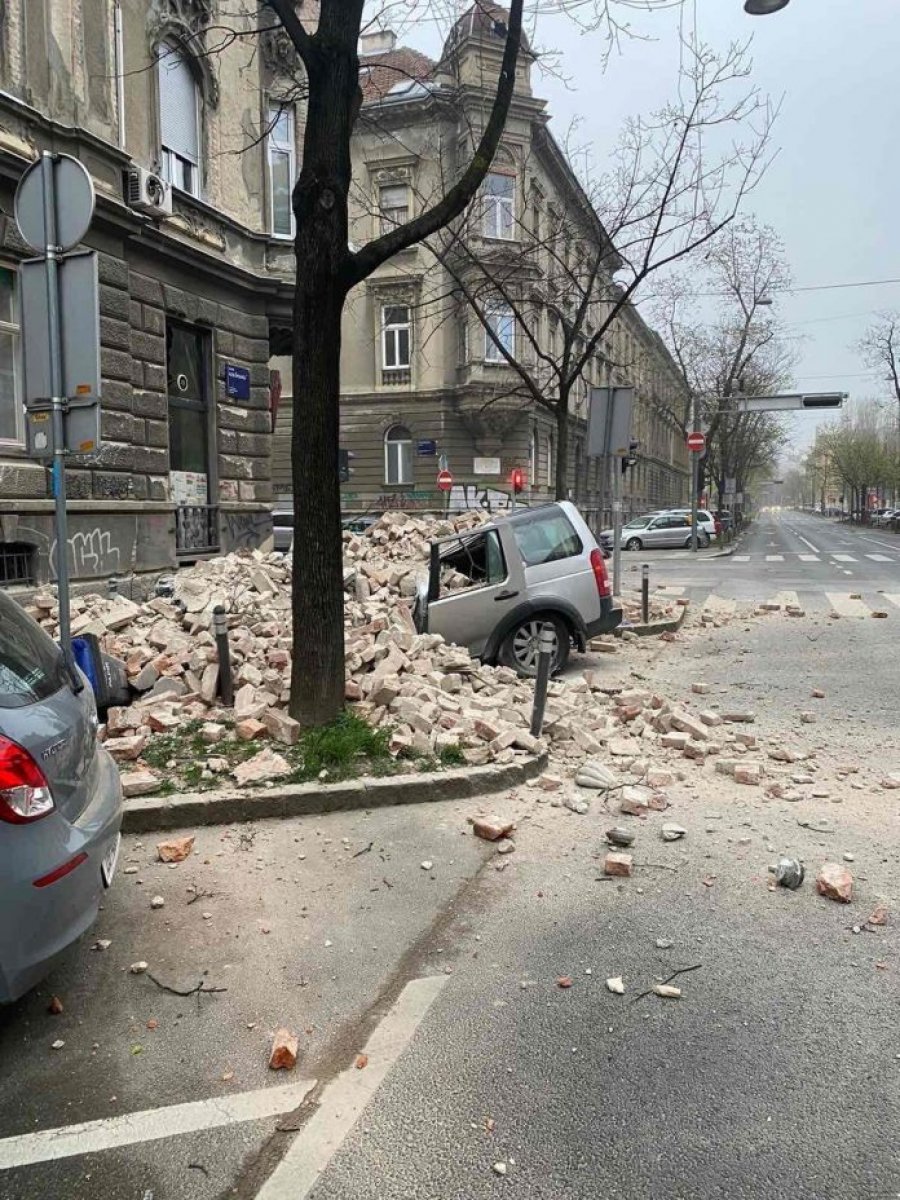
[[734, 763, 762, 786], [868, 903, 889, 926], [768, 747, 801, 764], [811, 689, 826, 699], [881, 773, 900, 790], [606, 827, 635, 848], [722, 712, 756, 724], [556, 976, 573, 989], [120, 770, 160, 799], [691, 682, 711, 695], [157, 836, 194, 863], [661, 823, 687, 842], [774, 858, 805, 890], [564, 795, 590, 815], [872, 610, 889, 619], [262, 709, 302, 747], [492, 1163, 508, 1177], [536, 773, 563, 792], [604, 851, 633, 877], [232, 747, 291, 787], [269, 1029, 299, 1071], [653, 984, 682, 1000], [495, 838, 516, 855], [799, 712, 816, 725], [48, 995, 64, 1014], [816, 862, 853, 903], [606, 977, 625, 995], [646, 768, 675, 789], [421, 861, 433, 871], [130, 961, 149, 974], [236, 718, 267, 741], [471, 815, 515, 842], [106, 734, 148, 763], [699, 711, 722, 727], [575, 761, 621, 790], [150, 895, 165, 909], [660, 732, 689, 751]]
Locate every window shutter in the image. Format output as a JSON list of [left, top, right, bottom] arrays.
[[158, 45, 199, 163]]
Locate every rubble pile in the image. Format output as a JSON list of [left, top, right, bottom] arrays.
[[24, 509, 692, 794]]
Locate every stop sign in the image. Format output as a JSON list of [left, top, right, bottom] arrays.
[[686, 431, 706, 453], [437, 469, 453, 491]]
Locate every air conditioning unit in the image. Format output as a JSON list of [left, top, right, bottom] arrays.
[[124, 166, 172, 217]]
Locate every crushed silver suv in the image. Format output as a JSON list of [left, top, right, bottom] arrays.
[[414, 502, 622, 676]]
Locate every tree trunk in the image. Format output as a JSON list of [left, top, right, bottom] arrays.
[[288, 31, 358, 727], [554, 402, 569, 501]]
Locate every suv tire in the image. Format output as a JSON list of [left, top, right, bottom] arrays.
[[499, 614, 570, 678], [683, 531, 711, 549], [625, 537, 643, 551]]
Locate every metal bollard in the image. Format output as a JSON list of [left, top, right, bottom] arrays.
[[107, 576, 118, 597], [529, 623, 557, 738], [641, 563, 649, 625], [212, 604, 234, 708]]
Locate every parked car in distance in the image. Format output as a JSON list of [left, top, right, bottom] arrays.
[[272, 504, 294, 553], [0, 591, 123, 1003], [415, 502, 622, 676], [663, 508, 720, 539], [872, 508, 898, 527], [601, 512, 710, 551]]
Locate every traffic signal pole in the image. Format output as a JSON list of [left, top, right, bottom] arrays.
[[690, 395, 700, 554]]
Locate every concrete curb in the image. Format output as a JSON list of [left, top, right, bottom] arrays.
[[616, 600, 690, 639], [121, 753, 548, 833]]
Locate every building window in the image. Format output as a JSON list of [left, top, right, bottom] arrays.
[[529, 429, 537, 488], [378, 183, 409, 234], [268, 104, 295, 238], [545, 432, 553, 488], [157, 41, 200, 196], [482, 172, 515, 239], [384, 424, 413, 485], [0, 267, 21, 446], [485, 303, 514, 362], [382, 305, 411, 370]]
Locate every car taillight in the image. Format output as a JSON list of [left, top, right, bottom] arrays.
[[0, 735, 55, 824], [590, 548, 612, 599]]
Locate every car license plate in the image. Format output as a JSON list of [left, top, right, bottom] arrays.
[[101, 834, 121, 888]]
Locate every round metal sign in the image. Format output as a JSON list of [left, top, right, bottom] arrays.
[[15, 153, 96, 254], [686, 431, 706, 454], [437, 469, 453, 492]]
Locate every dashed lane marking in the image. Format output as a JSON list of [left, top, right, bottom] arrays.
[[733, 555, 751, 562], [831, 554, 857, 562], [882, 594, 900, 610], [798, 535, 820, 553], [866, 554, 893, 562], [0, 1081, 317, 1170], [765, 555, 784, 562], [826, 593, 870, 618]]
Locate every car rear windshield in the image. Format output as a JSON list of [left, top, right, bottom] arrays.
[[511, 508, 583, 566], [0, 592, 69, 709]]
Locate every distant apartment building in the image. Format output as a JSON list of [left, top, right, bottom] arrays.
[[0, 0, 311, 587], [272, 7, 689, 526]]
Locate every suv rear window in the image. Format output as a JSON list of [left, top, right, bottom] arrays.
[[511, 508, 583, 566], [0, 592, 69, 709]]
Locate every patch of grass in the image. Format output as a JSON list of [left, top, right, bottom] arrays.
[[438, 744, 466, 768], [284, 712, 393, 784], [142, 720, 204, 770]]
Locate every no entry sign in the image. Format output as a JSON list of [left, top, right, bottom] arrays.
[[686, 431, 706, 453], [437, 469, 453, 491]]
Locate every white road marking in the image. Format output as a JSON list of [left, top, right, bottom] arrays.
[[797, 535, 820, 553], [733, 555, 751, 562], [700, 595, 737, 616], [866, 554, 893, 562], [883, 594, 900, 609], [765, 555, 784, 562], [826, 593, 870, 618], [0, 1081, 317, 1170], [831, 554, 856, 562], [768, 590, 800, 610], [798, 554, 820, 563], [257, 975, 448, 1200]]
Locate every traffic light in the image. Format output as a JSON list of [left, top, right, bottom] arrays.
[[621, 439, 640, 474], [338, 448, 354, 483], [509, 467, 526, 493]]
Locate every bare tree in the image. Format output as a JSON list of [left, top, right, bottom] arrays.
[[422, 36, 776, 501], [651, 215, 795, 509], [856, 313, 900, 422]]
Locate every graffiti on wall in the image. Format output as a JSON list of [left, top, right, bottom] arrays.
[[448, 484, 514, 513], [50, 528, 125, 578], [221, 509, 273, 551]]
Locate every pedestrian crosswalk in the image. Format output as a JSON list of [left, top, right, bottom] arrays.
[[730, 552, 899, 565], [657, 584, 900, 620]]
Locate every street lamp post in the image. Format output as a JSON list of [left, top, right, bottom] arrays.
[[744, 0, 790, 13]]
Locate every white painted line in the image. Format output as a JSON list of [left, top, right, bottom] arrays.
[[798, 554, 820, 563], [258, 975, 448, 1200], [883, 594, 900, 609], [832, 554, 856, 562], [765, 555, 784, 562], [866, 554, 893, 562], [0, 1080, 317, 1170], [797, 535, 820, 553], [768, 590, 800, 610], [826, 593, 870, 618], [733, 555, 751, 562]]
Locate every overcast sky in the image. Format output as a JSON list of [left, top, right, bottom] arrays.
[[408, 0, 900, 463]]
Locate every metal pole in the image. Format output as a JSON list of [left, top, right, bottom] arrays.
[[40, 153, 77, 684], [612, 458, 623, 598], [212, 604, 234, 708], [641, 563, 649, 625], [529, 623, 556, 738], [690, 393, 700, 553]]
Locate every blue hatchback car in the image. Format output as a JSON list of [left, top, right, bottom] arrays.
[[0, 590, 123, 1002]]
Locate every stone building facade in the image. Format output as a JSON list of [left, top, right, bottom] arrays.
[[273, 11, 688, 528], [0, 0, 306, 587]]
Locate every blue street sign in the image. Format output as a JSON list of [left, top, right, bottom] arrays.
[[225, 364, 251, 401], [417, 439, 437, 456]]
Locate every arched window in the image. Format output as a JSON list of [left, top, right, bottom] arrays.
[[545, 431, 554, 488], [157, 41, 201, 196], [384, 425, 412, 485], [529, 428, 537, 488]]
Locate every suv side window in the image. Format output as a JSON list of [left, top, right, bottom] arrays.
[[511, 509, 583, 566], [0, 593, 68, 709], [439, 528, 507, 589]]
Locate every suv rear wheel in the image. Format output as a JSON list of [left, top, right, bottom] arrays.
[[499, 615, 570, 678], [683, 531, 710, 548]]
